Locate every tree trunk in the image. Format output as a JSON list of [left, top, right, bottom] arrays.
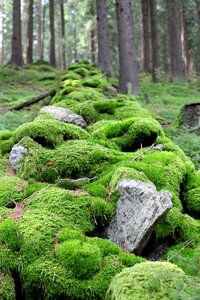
[[96, 0, 111, 75], [166, 0, 185, 82], [60, 0, 66, 69], [141, 0, 151, 72], [90, 28, 96, 64], [181, 0, 190, 75], [49, 0, 56, 66], [116, 0, 140, 94], [0, 0, 4, 64], [26, 0, 34, 64], [196, 0, 200, 75], [149, 0, 160, 82], [10, 0, 23, 65], [37, 0, 43, 62]]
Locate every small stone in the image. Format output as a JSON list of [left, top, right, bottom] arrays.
[[104, 179, 172, 255], [40, 106, 87, 129], [9, 144, 27, 170]]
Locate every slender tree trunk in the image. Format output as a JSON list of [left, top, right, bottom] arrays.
[[60, 0, 66, 69], [26, 0, 34, 64], [72, 9, 77, 61], [96, 0, 111, 75], [116, 0, 140, 94], [37, 0, 43, 62], [10, 0, 23, 65], [166, 0, 185, 82], [141, 0, 151, 72], [90, 28, 96, 64], [49, 0, 56, 66], [149, 0, 160, 82], [0, 0, 4, 64], [181, 0, 190, 75], [196, 0, 200, 75]]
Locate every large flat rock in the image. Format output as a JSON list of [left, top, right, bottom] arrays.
[[105, 179, 172, 255]]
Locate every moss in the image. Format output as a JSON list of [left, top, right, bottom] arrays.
[[106, 261, 200, 300], [41, 166, 58, 183], [184, 188, 200, 212], [0, 130, 13, 140], [164, 245, 200, 277], [57, 228, 84, 243], [65, 90, 105, 102], [185, 170, 200, 191], [56, 240, 102, 279], [0, 218, 21, 251], [62, 72, 81, 81], [22, 182, 51, 198], [109, 167, 149, 191], [82, 76, 109, 88], [0, 176, 27, 206], [0, 273, 15, 300], [13, 114, 90, 149], [0, 130, 14, 155], [91, 117, 163, 151]]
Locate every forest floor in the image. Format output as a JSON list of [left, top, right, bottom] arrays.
[[0, 65, 199, 169]]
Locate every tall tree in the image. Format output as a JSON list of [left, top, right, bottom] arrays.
[[60, 0, 66, 69], [26, 0, 34, 64], [166, 0, 185, 81], [49, 0, 56, 66], [181, 1, 190, 75], [96, 0, 111, 75], [149, 0, 160, 82], [141, 0, 151, 72], [116, 0, 139, 94], [196, 0, 200, 75], [0, 0, 4, 64], [10, 0, 23, 65], [37, 0, 43, 62]]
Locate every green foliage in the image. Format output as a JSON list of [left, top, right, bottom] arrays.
[[56, 240, 101, 279], [184, 188, 200, 212], [106, 261, 200, 300]]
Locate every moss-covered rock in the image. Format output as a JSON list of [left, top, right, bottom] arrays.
[[184, 188, 200, 212], [106, 261, 200, 300], [13, 114, 89, 149], [0, 131, 14, 156], [0, 176, 27, 206], [0, 273, 15, 300]]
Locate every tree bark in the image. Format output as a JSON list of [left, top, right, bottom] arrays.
[[26, 0, 34, 64], [37, 0, 43, 62], [116, 0, 140, 94], [10, 0, 23, 65], [90, 28, 96, 64], [60, 0, 66, 69], [141, 0, 151, 72], [96, 0, 111, 75], [166, 0, 185, 82], [149, 0, 160, 82], [49, 0, 56, 66], [0, 0, 4, 64], [196, 0, 200, 75]]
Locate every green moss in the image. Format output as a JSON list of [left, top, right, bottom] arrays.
[[57, 228, 84, 243], [65, 90, 105, 102], [184, 188, 200, 212], [22, 182, 51, 198], [82, 75, 109, 88], [185, 170, 200, 191], [109, 167, 149, 191], [0, 130, 14, 155], [0, 273, 15, 300], [164, 245, 200, 277], [0, 176, 27, 206], [62, 72, 81, 81], [0, 218, 20, 251], [56, 240, 101, 279], [106, 261, 200, 300], [41, 166, 58, 183], [0, 130, 13, 140], [91, 117, 163, 151], [13, 114, 90, 149]]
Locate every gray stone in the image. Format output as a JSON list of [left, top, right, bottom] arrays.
[[40, 106, 87, 129], [9, 144, 27, 170], [104, 179, 172, 255], [181, 102, 200, 130]]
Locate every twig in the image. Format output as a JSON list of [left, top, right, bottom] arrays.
[[132, 143, 155, 161], [167, 239, 193, 262]]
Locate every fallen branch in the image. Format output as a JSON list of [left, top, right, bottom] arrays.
[[132, 143, 155, 162], [11, 88, 56, 110]]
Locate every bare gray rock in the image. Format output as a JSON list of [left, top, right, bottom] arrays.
[[105, 179, 172, 255], [181, 103, 200, 131], [9, 144, 27, 170], [40, 106, 87, 129]]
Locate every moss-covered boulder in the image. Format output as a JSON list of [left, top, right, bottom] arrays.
[[106, 261, 200, 300], [0, 176, 27, 206], [0, 273, 15, 300]]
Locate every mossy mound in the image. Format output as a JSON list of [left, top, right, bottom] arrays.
[[0, 176, 27, 206], [0, 131, 14, 156], [13, 114, 89, 149], [106, 261, 200, 300], [0, 273, 15, 300], [91, 117, 163, 151], [184, 188, 200, 212]]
